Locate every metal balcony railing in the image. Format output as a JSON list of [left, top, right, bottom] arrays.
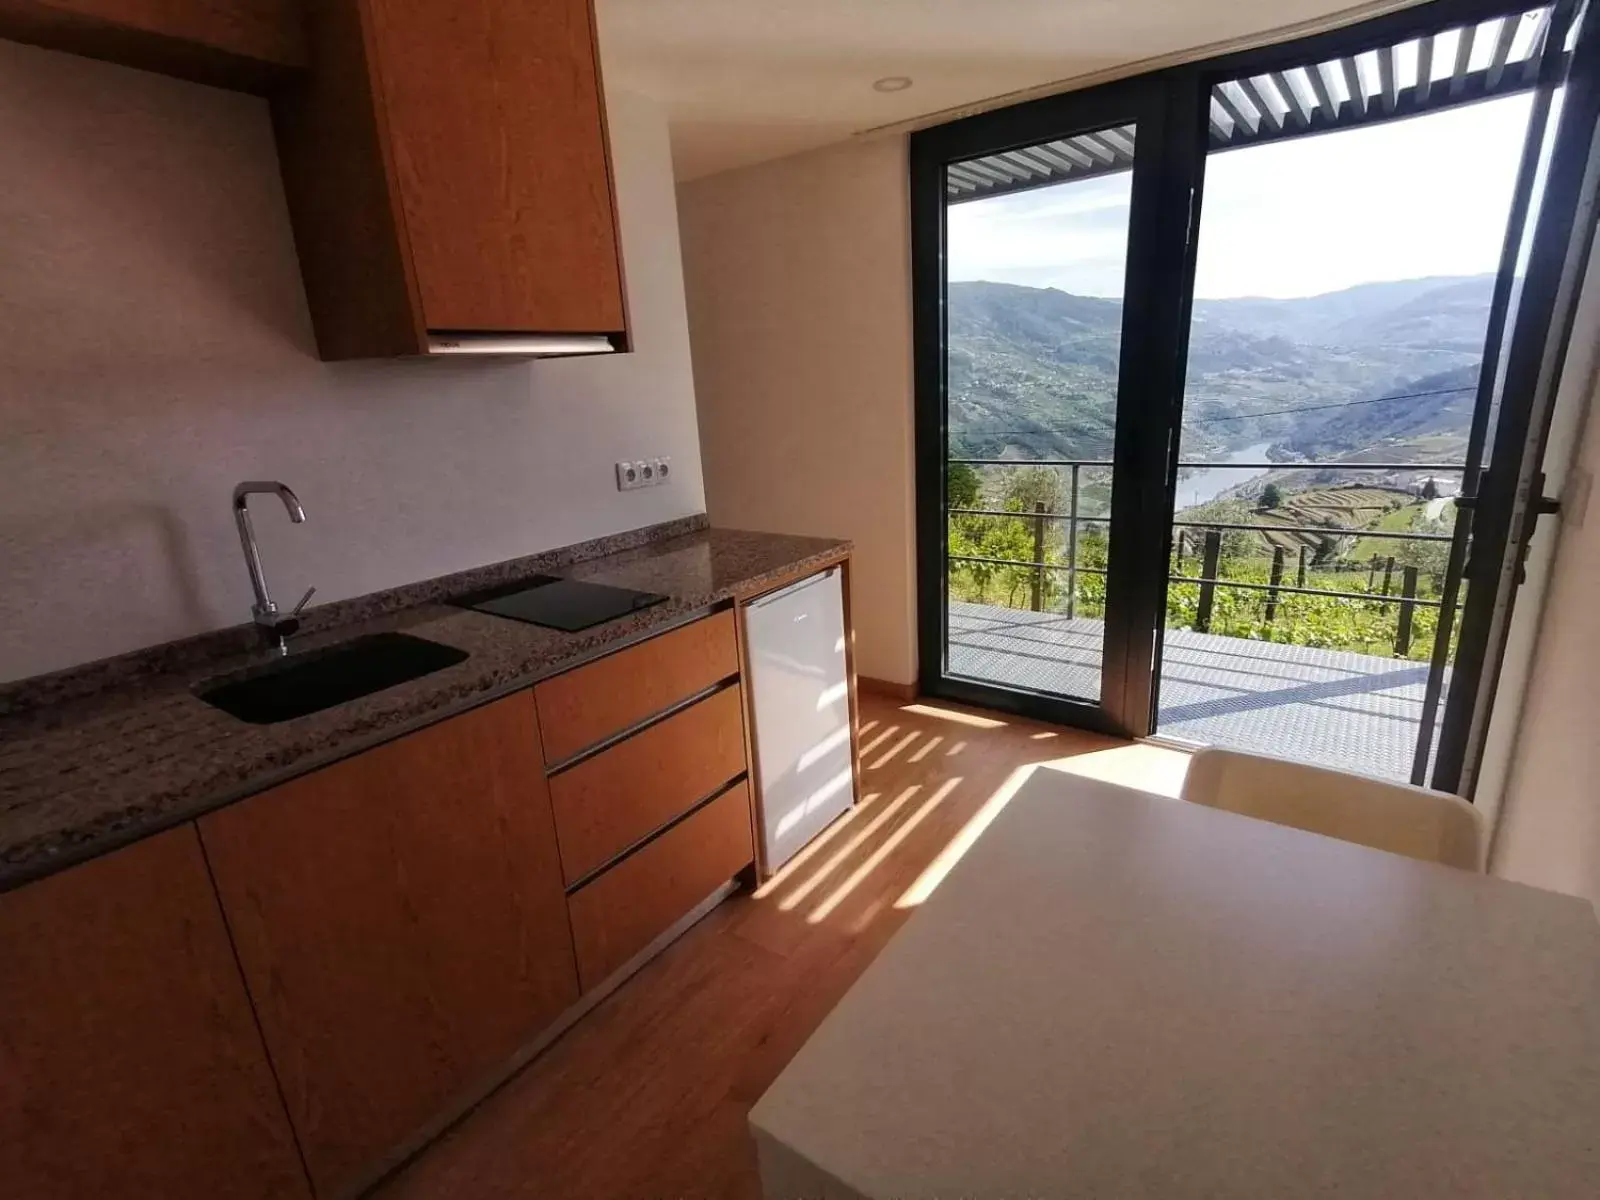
[[946, 458, 1466, 657]]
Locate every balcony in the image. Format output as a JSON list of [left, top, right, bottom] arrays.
[[946, 457, 1460, 782]]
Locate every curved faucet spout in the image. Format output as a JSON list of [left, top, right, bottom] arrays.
[[234, 480, 305, 524], [233, 481, 310, 654]]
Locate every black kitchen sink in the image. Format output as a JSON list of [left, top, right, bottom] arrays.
[[198, 632, 469, 724]]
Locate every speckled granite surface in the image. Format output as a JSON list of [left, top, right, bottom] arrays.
[[0, 525, 850, 893]]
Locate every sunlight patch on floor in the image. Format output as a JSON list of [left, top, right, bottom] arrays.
[[899, 703, 1007, 729], [751, 791, 882, 900], [858, 724, 900, 757], [778, 785, 923, 911], [895, 763, 1039, 909], [869, 730, 921, 770], [906, 734, 944, 763], [1039, 742, 1191, 798], [808, 778, 962, 924]]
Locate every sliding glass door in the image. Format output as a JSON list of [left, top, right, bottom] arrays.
[[912, 77, 1197, 736], [912, 0, 1600, 790], [1434, 0, 1600, 793]]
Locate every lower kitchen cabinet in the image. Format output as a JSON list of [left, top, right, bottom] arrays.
[[569, 779, 755, 991], [199, 692, 579, 1198], [0, 826, 310, 1200]]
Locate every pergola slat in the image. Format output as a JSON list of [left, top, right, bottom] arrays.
[[1487, 14, 1519, 87], [1378, 44, 1398, 112], [1451, 21, 1476, 97], [1340, 55, 1368, 118], [1238, 76, 1284, 133], [1270, 69, 1311, 128], [945, 3, 1556, 203], [1213, 84, 1258, 136]]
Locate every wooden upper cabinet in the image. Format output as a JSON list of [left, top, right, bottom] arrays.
[[367, 0, 625, 335], [199, 692, 580, 1198], [0, 826, 310, 1200], [273, 0, 628, 360]]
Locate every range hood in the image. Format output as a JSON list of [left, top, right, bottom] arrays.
[[426, 332, 618, 357]]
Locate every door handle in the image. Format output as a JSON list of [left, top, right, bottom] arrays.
[[1457, 472, 1561, 583]]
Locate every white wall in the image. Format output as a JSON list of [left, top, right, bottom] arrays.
[[1486, 232, 1600, 909], [0, 41, 703, 683], [679, 137, 916, 684]]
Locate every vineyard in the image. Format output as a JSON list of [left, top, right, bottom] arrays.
[[947, 464, 1457, 662]]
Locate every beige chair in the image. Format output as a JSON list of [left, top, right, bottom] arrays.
[[1181, 747, 1484, 871]]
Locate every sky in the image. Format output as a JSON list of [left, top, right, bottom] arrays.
[[946, 92, 1535, 300]]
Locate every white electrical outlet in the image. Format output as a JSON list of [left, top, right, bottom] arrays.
[[616, 456, 673, 490], [615, 460, 643, 491]]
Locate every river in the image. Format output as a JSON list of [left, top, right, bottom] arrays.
[[1173, 442, 1275, 512]]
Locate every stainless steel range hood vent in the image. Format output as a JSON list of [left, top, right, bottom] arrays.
[[425, 332, 618, 357]]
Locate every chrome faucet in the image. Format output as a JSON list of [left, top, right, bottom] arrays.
[[233, 481, 315, 656]]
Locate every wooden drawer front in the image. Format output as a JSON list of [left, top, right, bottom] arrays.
[[568, 781, 754, 991], [550, 683, 747, 885], [535, 609, 739, 764]]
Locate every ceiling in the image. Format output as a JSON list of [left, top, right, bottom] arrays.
[[597, 0, 1423, 180]]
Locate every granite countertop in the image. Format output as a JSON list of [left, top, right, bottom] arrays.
[[0, 525, 850, 893]]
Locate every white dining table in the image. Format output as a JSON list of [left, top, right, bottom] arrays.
[[750, 771, 1600, 1199]]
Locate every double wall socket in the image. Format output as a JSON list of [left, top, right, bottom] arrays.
[[615, 456, 672, 491]]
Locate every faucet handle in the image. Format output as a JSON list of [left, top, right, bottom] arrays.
[[291, 586, 317, 617]]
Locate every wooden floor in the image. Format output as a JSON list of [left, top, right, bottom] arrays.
[[376, 693, 1189, 1199]]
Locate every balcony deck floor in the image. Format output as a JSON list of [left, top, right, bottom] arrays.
[[948, 602, 1445, 782]]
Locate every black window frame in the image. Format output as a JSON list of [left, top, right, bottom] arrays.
[[910, 0, 1593, 784]]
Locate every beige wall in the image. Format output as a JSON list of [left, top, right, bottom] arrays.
[[679, 137, 917, 684], [0, 42, 703, 682]]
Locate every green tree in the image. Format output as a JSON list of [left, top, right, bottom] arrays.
[[1395, 513, 1452, 578], [1002, 466, 1062, 514], [1260, 482, 1284, 510], [1420, 477, 1440, 501], [947, 459, 980, 510]]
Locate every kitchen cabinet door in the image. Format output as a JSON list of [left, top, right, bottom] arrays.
[[274, 0, 627, 358], [0, 827, 310, 1200], [199, 692, 579, 1198], [366, 0, 625, 335]]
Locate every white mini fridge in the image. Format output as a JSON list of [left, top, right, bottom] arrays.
[[742, 566, 857, 875]]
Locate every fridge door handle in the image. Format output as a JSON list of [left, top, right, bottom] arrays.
[[745, 565, 839, 610]]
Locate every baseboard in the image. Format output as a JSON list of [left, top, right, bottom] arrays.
[[858, 676, 918, 701]]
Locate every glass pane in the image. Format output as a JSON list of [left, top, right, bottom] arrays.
[[942, 124, 1136, 704], [1158, 76, 1533, 781]]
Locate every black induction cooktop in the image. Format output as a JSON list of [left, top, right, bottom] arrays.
[[452, 574, 668, 632]]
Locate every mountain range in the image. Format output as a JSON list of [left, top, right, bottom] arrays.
[[947, 275, 1492, 465]]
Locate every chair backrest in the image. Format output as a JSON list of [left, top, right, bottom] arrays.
[[1181, 747, 1484, 870]]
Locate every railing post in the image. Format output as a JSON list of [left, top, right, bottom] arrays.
[[1382, 555, 1396, 595], [1195, 530, 1221, 633], [1395, 565, 1419, 656], [1297, 545, 1308, 589], [1265, 546, 1286, 624], [1368, 555, 1379, 591], [1030, 501, 1046, 612], [1066, 465, 1079, 619]]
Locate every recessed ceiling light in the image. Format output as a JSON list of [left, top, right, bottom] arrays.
[[873, 76, 913, 93]]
